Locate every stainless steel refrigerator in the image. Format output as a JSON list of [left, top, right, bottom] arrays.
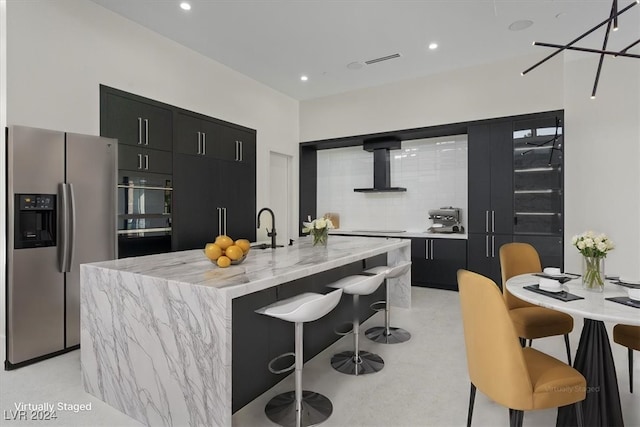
[[5, 125, 117, 369]]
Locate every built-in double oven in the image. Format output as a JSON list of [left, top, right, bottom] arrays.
[[117, 171, 172, 258]]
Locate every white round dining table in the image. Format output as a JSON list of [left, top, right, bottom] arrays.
[[506, 273, 639, 426]]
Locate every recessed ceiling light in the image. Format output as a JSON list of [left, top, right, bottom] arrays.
[[347, 61, 364, 70], [300, 75, 308, 82], [508, 20, 534, 31], [428, 43, 438, 50], [180, 2, 191, 11]]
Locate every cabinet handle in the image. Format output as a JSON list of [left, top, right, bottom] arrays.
[[223, 207, 228, 235], [197, 132, 201, 154], [485, 235, 489, 258], [137, 118, 143, 144], [217, 207, 222, 235], [235, 141, 239, 161], [430, 240, 434, 260], [485, 210, 489, 233], [144, 154, 149, 170], [137, 153, 143, 169], [491, 235, 495, 258], [425, 240, 429, 260], [239, 140, 243, 162], [202, 133, 206, 155], [492, 210, 495, 233], [144, 119, 149, 145]]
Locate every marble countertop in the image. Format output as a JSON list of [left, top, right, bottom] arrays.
[[329, 229, 468, 239], [506, 274, 640, 326], [86, 235, 410, 299]]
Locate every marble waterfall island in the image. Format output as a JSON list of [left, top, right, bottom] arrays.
[[80, 236, 410, 427]]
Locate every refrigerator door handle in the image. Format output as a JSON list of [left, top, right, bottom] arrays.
[[59, 183, 69, 273], [67, 183, 77, 272]]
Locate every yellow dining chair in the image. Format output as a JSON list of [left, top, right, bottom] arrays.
[[500, 242, 574, 364], [613, 324, 640, 393], [458, 269, 586, 427]]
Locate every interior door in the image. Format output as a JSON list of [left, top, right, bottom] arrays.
[[65, 133, 117, 347]]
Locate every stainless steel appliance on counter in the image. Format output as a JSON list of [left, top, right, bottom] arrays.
[[427, 207, 465, 233], [5, 125, 117, 369]]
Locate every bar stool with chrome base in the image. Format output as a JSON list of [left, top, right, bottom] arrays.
[[363, 261, 412, 344], [255, 289, 343, 427], [328, 273, 386, 375]]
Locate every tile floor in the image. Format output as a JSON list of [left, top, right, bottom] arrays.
[[1, 287, 638, 426]]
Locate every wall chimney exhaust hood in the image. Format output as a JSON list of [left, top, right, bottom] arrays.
[[354, 138, 407, 193]]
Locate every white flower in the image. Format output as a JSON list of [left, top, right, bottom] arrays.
[[325, 218, 335, 229], [315, 218, 327, 229], [573, 230, 614, 258]]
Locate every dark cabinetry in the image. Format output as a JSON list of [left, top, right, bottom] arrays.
[[175, 111, 255, 163], [118, 145, 172, 174], [101, 85, 257, 256], [172, 154, 256, 251], [411, 238, 467, 290], [467, 122, 513, 284], [467, 112, 564, 286], [103, 92, 172, 151]]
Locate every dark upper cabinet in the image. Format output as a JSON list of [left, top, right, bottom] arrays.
[[175, 112, 257, 164], [103, 92, 172, 151], [118, 145, 172, 175], [468, 122, 513, 235], [220, 125, 257, 164], [411, 238, 467, 291]]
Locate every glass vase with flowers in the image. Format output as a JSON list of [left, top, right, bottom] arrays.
[[571, 231, 614, 292]]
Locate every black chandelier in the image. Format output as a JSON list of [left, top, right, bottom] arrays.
[[522, 0, 640, 98]]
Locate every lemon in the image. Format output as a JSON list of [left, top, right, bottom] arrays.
[[215, 235, 234, 250], [217, 255, 231, 268], [225, 245, 244, 261], [235, 239, 251, 254], [204, 243, 223, 261]]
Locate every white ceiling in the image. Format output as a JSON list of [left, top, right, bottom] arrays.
[[88, 0, 640, 100]]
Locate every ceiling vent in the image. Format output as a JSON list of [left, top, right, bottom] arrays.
[[364, 53, 402, 65]]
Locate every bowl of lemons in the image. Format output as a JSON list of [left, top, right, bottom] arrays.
[[204, 235, 251, 268]]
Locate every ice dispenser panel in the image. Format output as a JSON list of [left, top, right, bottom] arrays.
[[14, 194, 57, 248]]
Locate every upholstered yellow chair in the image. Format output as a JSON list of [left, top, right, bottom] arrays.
[[457, 269, 586, 427], [499, 242, 574, 364], [613, 324, 640, 393]]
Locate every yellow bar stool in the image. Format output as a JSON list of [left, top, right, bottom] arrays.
[[255, 289, 343, 427], [363, 261, 412, 344], [328, 272, 386, 375]]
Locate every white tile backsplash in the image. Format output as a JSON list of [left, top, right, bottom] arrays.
[[317, 135, 468, 232]]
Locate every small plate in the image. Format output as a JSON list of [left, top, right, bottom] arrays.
[[620, 277, 640, 286], [540, 286, 564, 293]]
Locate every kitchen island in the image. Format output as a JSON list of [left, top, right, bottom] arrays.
[[80, 236, 410, 427]]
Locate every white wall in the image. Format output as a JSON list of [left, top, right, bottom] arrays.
[[301, 51, 640, 279], [1, 0, 299, 338], [564, 55, 640, 279], [300, 54, 564, 142]]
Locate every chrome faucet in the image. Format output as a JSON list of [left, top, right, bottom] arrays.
[[257, 207, 277, 249]]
